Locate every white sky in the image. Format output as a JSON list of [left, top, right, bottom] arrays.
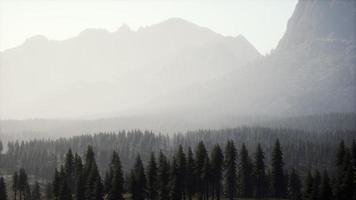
[[0, 0, 298, 54]]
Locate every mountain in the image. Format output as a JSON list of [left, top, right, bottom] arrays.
[[136, 0, 356, 119], [0, 18, 261, 119]]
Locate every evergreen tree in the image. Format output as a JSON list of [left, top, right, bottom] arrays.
[[176, 145, 186, 200], [147, 153, 158, 200], [18, 169, 29, 200], [224, 140, 238, 200], [75, 172, 85, 200], [107, 151, 124, 200], [0, 177, 7, 200], [210, 144, 224, 200], [158, 152, 170, 200], [201, 156, 211, 200], [52, 169, 61, 199], [185, 147, 196, 200], [130, 155, 147, 200], [59, 180, 72, 200], [253, 144, 267, 199], [238, 144, 253, 198], [288, 169, 301, 200], [195, 141, 208, 200], [45, 184, 53, 200], [270, 139, 286, 198], [31, 181, 41, 200], [64, 149, 75, 191], [23, 184, 31, 200], [319, 170, 332, 200], [311, 170, 321, 200], [170, 157, 182, 200], [12, 172, 18, 200], [303, 170, 314, 200]]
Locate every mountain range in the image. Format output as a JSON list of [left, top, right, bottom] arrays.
[[0, 0, 355, 135]]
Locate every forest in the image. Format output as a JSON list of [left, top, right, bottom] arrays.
[[0, 138, 355, 200], [0, 123, 355, 200]]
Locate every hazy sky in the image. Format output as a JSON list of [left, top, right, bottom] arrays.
[[0, 0, 297, 54]]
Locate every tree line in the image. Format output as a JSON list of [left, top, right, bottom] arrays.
[[0, 139, 355, 200], [1, 127, 354, 180]]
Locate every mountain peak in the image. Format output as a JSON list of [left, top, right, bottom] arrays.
[[23, 35, 49, 45], [276, 0, 356, 51]]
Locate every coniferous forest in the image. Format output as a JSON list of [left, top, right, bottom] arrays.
[[0, 125, 355, 200]]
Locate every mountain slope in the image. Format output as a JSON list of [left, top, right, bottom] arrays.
[[0, 18, 261, 119], [135, 0, 356, 119]]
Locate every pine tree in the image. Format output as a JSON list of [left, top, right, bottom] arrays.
[[335, 143, 354, 200], [147, 153, 158, 200], [12, 172, 18, 200], [311, 170, 321, 200], [158, 152, 170, 200], [253, 144, 267, 199], [23, 184, 31, 200], [224, 140, 238, 200], [303, 170, 314, 200], [130, 155, 147, 200], [270, 139, 286, 198], [170, 157, 181, 200], [64, 149, 75, 191], [210, 144, 224, 200], [52, 168, 61, 199], [288, 169, 301, 200], [30, 181, 40, 200], [45, 183, 53, 200], [107, 151, 124, 200], [86, 162, 103, 200], [18, 169, 29, 200], [59, 180, 72, 200], [176, 145, 186, 200], [201, 156, 211, 200], [0, 177, 7, 200], [195, 141, 208, 200], [319, 170, 332, 200], [75, 172, 85, 200], [185, 147, 196, 200], [238, 144, 253, 198]]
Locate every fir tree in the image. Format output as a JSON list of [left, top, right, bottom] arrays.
[[185, 147, 196, 200], [270, 139, 286, 198], [319, 170, 332, 200], [147, 153, 158, 200], [0, 177, 7, 200], [303, 170, 314, 200], [224, 140, 238, 200], [201, 156, 211, 200], [59, 180, 72, 200], [210, 144, 224, 200], [18, 169, 28, 200], [31, 181, 41, 200], [311, 170, 321, 200], [170, 157, 182, 200], [253, 144, 267, 199], [238, 144, 253, 198], [107, 151, 124, 200], [130, 155, 147, 200], [12, 172, 18, 200], [288, 169, 301, 200], [64, 149, 75, 191], [195, 141, 208, 200], [176, 145, 187, 200], [158, 152, 170, 200]]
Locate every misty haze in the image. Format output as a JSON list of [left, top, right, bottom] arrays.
[[0, 0, 355, 200]]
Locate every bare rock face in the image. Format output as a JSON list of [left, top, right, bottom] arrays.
[[276, 0, 356, 51]]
